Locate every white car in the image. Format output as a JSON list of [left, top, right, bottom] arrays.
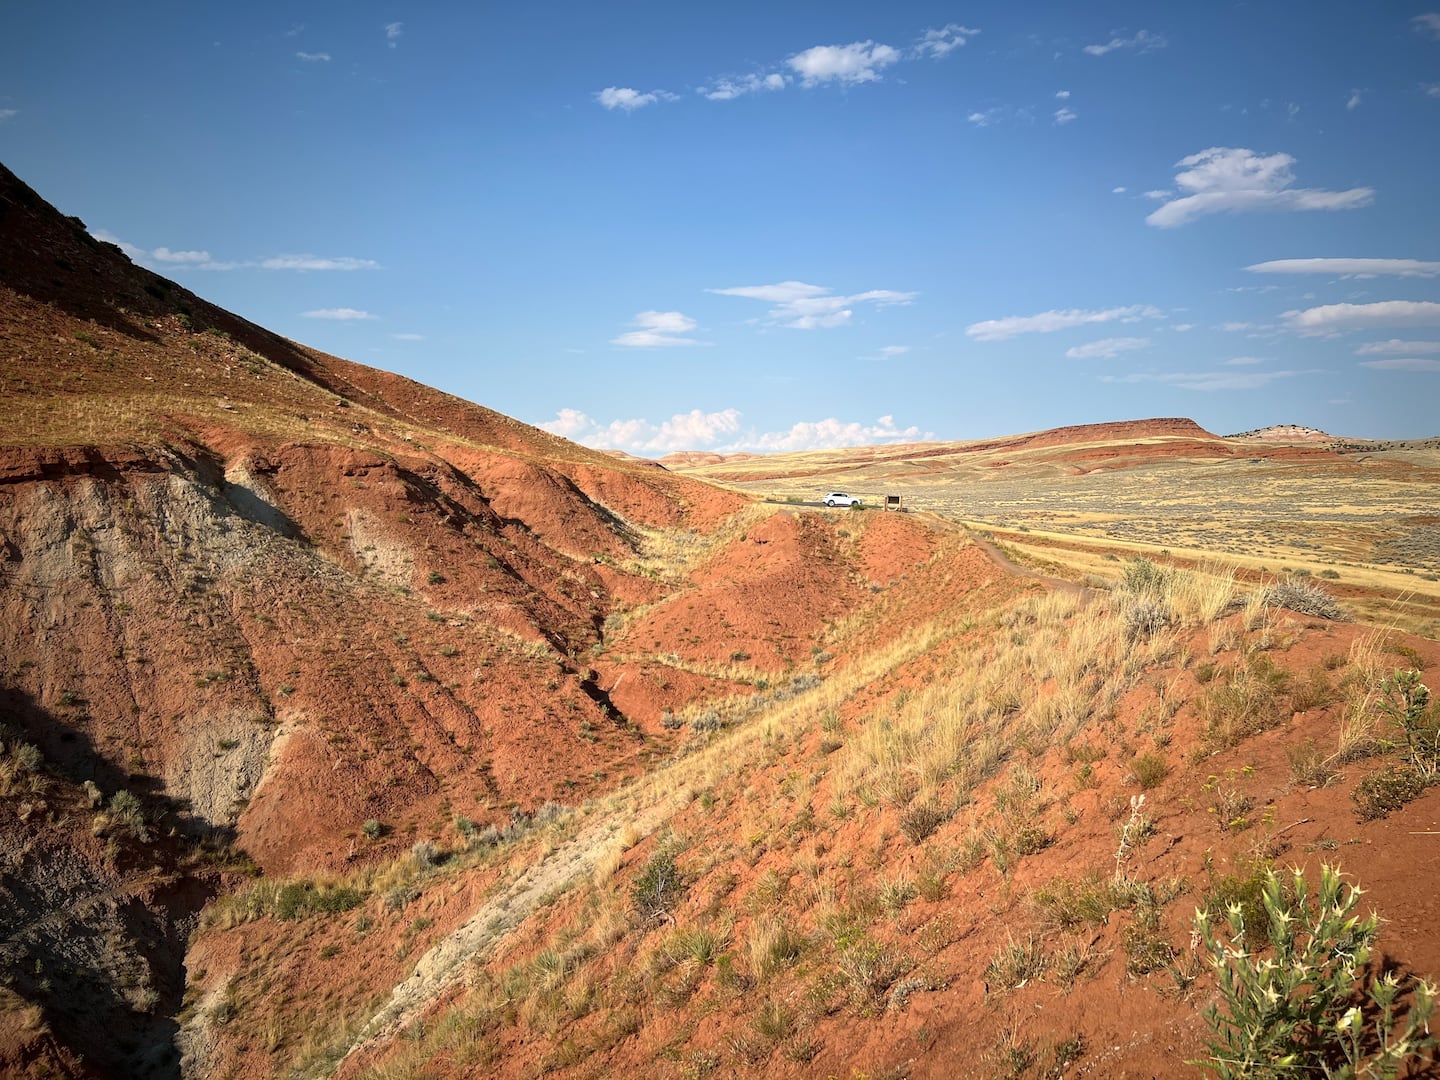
[[824, 492, 861, 507]]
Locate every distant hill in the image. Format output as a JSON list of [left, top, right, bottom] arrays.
[[1226, 424, 1337, 443]]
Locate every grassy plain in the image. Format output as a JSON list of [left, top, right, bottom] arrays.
[[674, 437, 1440, 638]]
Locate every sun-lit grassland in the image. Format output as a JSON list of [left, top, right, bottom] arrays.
[[190, 536, 1439, 1076], [681, 446, 1440, 640]]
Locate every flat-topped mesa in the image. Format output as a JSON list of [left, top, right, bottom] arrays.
[[1017, 416, 1218, 449]]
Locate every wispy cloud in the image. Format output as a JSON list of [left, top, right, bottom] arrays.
[[708, 280, 916, 329], [1283, 301, 1440, 334], [1355, 339, 1440, 355], [1413, 13, 1440, 39], [1146, 148, 1374, 228], [91, 230, 236, 270], [1084, 29, 1166, 56], [1054, 107, 1077, 125], [967, 109, 1002, 127], [595, 86, 676, 111], [1346, 88, 1364, 111], [0, 109, 18, 123], [1055, 90, 1071, 99], [90, 230, 380, 273], [1222, 356, 1266, 365], [296, 51, 330, 62], [384, 21, 403, 47], [698, 73, 787, 101], [1246, 258, 1440, 279], [1360, 357, 1440, 372], [914, 24, 980, 59], [300, 308, 377, 321], [542, 408, 927, 453], [1065, 337, 1149, 359], [611, 310, 709, 348], [260, 255, 380, 271], [787, 41, 901, 86], [1111, 186, 1127, 194], [967, 305, 1163, 341], [1100, 368, 1318, 391], [873, 345, 911, 359], [1425, 82, 1440, 97], [391, 333, 425, 341]]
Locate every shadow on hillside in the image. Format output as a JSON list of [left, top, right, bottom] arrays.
[[0, 683, 224, 1079]]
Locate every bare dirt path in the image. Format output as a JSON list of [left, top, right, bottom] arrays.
[[967, 533, 1090, 595]]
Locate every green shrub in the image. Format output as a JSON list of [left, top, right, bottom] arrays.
[[1193, 866, 1438, 1078], [631, 849, 686, 920], [1121, 558, 1172, 595], [1128, 751, 1170, 790], [1378, 670, 1437, 777], [1200, 657, 1290, 747], [361, 819, 384, 840], [274, 883, 365, 920], [899, 799, 950, 845], [1352, 765, 1428, 821]]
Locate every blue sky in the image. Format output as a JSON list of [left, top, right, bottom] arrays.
[[4, 2, 1439, 448]]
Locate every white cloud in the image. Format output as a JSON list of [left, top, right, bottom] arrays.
[[1100, 368, 1318, 391], [1282, 301, 1440, 334], [1425, 83, 1440, 97], [1055, 90, 1071, 99], [1143, 189, 1172, 200], [391, 333, 425, 341], [874, 345, 911, 359], [708, 281, 915, 329], [787, 41, 901, 87], [384, 21, 403, 46], [1355, 340, 1440, 355], [542, 408, 926, 453], [1360, 357, 1440, 372], [1054, 107, 1077, 125], [89, 229, 378, 273], [1112, 186, 1127, 194], [0, 109, 18, 122], [1246, 258, 1440, 279], [296, 51, 330, 62], [1173, 323, 1196, 332], [90, 229, 238, 270], [914, 24, 980, 59], [302, 308, 377, 320], [1084, 29, 1166, 56], [1219, 321, 1258, 332], [749, 415, 926, 451], [1146, 148, 1374, 228], [967, 109, 1001, 127], [541, 408, 741, 452], [610, 310, 709, 348], [1222, 356, 1265, 365], [595, 86, 676, 111], [1065, 337, 1150, 359], [260, 254, 380, 271], [151, 247, 213, 264], [1346, 89, 1363, 111], [699, 72, 787, 101], [1413, 13, 1440, 38], [967, 305, 1163, 341]]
